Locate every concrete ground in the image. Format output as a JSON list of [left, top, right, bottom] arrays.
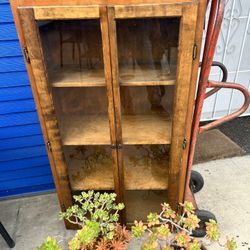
[[0, 155, 250, 250]]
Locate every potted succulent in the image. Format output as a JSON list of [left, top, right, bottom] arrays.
[[36, 191, 237, 250], [131, 201, 237, 250]]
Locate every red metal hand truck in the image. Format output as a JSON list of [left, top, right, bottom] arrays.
[[184, 0, 250, 237]]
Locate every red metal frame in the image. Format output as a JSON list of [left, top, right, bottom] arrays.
[[184, 0, 250, 207]]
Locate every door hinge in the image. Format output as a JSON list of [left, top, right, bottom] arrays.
[[193, 44, 198, 60], [47, 141, 52, 152], [182, 138, 187, 150], [23, 46, 30, 64]]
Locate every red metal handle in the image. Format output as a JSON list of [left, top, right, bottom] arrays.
[[184, 0, 226, 207], [199, 80, 250, 133], [204, 61, 228, 98]]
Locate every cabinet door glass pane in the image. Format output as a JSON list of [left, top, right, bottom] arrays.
[[117, 18, 179, 85], [39, 20, 105, 87], [116, 17, 180, 222], [123, 145, 169, 222], [64, 146, 114, 191], [120, 85, 175, 145], [38, 19, 114, 192]]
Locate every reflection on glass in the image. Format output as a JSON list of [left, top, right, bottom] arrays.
[[123, 145, 169, 222], [126, 190, 168, 222], [116, 18, 179, 221], [119, 86, 174, 145], [38, 20, 105, 86], [52, 87, 111, 145], [124, 145, 169, 189], [64, 146, 114, 191], [120, 85, 174, 114], [117, 18, 180, 85]]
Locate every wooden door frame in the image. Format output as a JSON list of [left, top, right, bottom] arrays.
[[107, 1, 199, 212], [167, 2, 198, 210], [107, 6, 126, 223], [177, 0, 207, 207], [99, 7, 125, 222], [32, 5, 100, 20]]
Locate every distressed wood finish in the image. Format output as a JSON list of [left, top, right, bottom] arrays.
[[167, 3, 198, 209], [17, 8, 74, 228], [33, 5, 100, 20], [114, 3, 183, 19]]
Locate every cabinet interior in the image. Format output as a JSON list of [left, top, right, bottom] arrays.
[[35, 12, 186, 223]]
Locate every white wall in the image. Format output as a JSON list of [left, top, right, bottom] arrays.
[[201, 0, 250, 120]]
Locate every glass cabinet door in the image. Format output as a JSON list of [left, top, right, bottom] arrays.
[[39, 18, 114, 192], [108, 3, 198, 223], [18, 7, 118, 199], [117, 17, 178, 223]]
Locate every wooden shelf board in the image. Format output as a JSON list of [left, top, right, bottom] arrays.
[[60, 113, 171, 146], [49, 66, 175, 87], [66, 147, 168, 191], [60, 115, 111, 145], [50, 67, 106, 87], [120, 67, 176, 86], [122, 114, 172, 144]]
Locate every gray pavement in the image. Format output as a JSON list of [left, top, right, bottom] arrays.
[[0, 155, 250, 250]]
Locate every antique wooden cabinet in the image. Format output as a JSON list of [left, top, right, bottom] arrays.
[[10, 0, 207, 228]]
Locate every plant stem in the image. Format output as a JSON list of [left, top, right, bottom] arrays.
[[159, 211, 190, 234]]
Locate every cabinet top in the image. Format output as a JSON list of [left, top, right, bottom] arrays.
[[12, 0, 199, 7]]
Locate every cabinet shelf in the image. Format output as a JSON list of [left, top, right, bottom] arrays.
[[60, 114, 172, 145], [67, 148, 168, 191], [120, 67, 176, 86], [122, 114, 172, 145], [50, 67, 106, 87], [49, 66, 175, 88], [60, 115, 111, 145]]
